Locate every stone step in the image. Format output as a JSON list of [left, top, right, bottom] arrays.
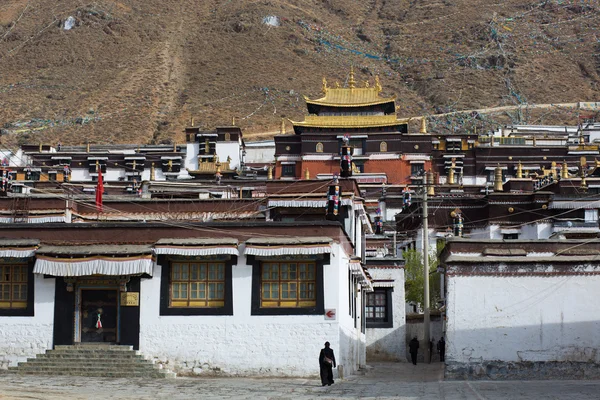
[[15, 370, 172, 378], [17, 365, 161, 372], [22, 359, 154, 366], [55, 344, 132, 350], [33, 353, 145, 360], [13, 345, 176, 379], [51, 347, 136, 353]]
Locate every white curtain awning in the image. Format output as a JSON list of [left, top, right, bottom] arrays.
[[154, 238, 239, 256], [268, 199, 352, 208], [0, 215, 65, 224], [34, 244, 154, 276], [373, 281, 395, 288], [34, 256, 153, 277], [245, 237, 332, 257], [0, 248, 36, 257], [349, 261, 373, 291], [0, 239, 39, 258]]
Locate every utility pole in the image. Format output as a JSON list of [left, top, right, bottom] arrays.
[[423, 174, 431, 363]]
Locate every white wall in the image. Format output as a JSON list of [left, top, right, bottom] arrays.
[[139, 243, 364, 377], [185, 143, 200, 171], [244, 141, 275, 164], [216, 142, 241, 170], [365, 267, 406, 361], [0, 275, 55, 368], [446, 275, 600, 364]]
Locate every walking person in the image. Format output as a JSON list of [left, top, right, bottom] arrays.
[[437, 337, 446, 362], [409, 337, 419, 365], [319, 341, 336, 386]]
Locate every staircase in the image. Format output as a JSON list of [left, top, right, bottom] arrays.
[[8, 344, 176, 378]]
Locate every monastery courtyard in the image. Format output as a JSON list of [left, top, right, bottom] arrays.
[[0, 362, 599, 399]]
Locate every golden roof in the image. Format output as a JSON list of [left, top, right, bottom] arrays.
[[291, 114, 408, 128], [306, 72, 395, 107], [304, 90, 396, 107]]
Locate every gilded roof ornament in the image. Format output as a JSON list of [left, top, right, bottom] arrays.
[[335, 81, 340, 88], [348, 66, 356, 89], [322, 77, 328, 94], [375, 75, 382, 92], [419, 117, 427, 134], [364, 80, 370, 88], [280, 118, 286, 134], [232, 117, 236, 126]]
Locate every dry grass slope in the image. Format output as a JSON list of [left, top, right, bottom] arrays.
[[1, 0, 599, 147]]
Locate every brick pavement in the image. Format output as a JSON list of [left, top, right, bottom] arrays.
[[1, 362, 600, 399]]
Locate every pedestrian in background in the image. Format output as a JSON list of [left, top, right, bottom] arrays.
[[319, 341, 336, 386], [437, 337, 446, 362], [409, 337, 419, 365]]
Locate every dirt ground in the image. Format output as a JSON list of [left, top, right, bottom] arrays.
[[1, 0, 599, 147]]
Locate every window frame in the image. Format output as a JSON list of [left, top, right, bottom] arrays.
[[281, 164, 296, 177], [249, 255, 326, 316], [159, 255, 234, 316], [0, 259, 34, 317], [365, 287, 393, 328]]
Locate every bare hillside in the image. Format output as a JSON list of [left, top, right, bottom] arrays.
[[1, 0, 599, 147]]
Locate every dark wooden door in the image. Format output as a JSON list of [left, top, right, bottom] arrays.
[[81, 289, 118, 343]]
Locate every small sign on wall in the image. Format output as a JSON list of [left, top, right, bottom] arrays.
[[121, 292, 139, 306], [324, 309, 336, 320]]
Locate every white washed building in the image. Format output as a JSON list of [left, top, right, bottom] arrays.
[[442, 238, 600, 379]]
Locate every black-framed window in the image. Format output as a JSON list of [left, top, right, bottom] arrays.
[[0, 260, 34, 316], [159, 255, 234, 316], [25, 171, 40, 181], [365, 288, 393, 328], [281, 164, 296, 177], [249, 255, 326, 315], [261, 261, 315, 307], [411, 163, 424, 177], [503, 233, 519, 240]]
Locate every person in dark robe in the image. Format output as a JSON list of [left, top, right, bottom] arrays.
[[319, 341, 336, 386], [437, 337, 446, 362], [409, 337, 419, 365]]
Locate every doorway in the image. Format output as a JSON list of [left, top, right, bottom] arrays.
[[80, 289, 118, 343]]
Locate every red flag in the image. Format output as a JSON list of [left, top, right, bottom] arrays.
[[96, 168, 104, 213]]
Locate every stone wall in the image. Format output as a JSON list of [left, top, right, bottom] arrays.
[[0, 275, 55, 369], [140, 244, 364, 377], [446, 275, 600, 379], [365, 267, 406, 361]]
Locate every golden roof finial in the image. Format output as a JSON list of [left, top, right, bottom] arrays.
[[348, 66, 356, 89], [267, 165, 273, 180], [150, 163, 155, 181], [516, 161, 523, 179], [420, 117, 427, 134], [95, 160, 99, 173], [427, 170, 435, 196], [448, 159, 455, 185], [280, 118, 286, 134], [322, 77, 328, 94], [364, 80, 370, 88], [304, 168, 310, 180], [191, 117, 194, 126], [494, 165, 503, 192], [232, 116, 236, 126], [562, 160, 569, 179], [551, 161, 557, 178], [375, 75, 382, 92]]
